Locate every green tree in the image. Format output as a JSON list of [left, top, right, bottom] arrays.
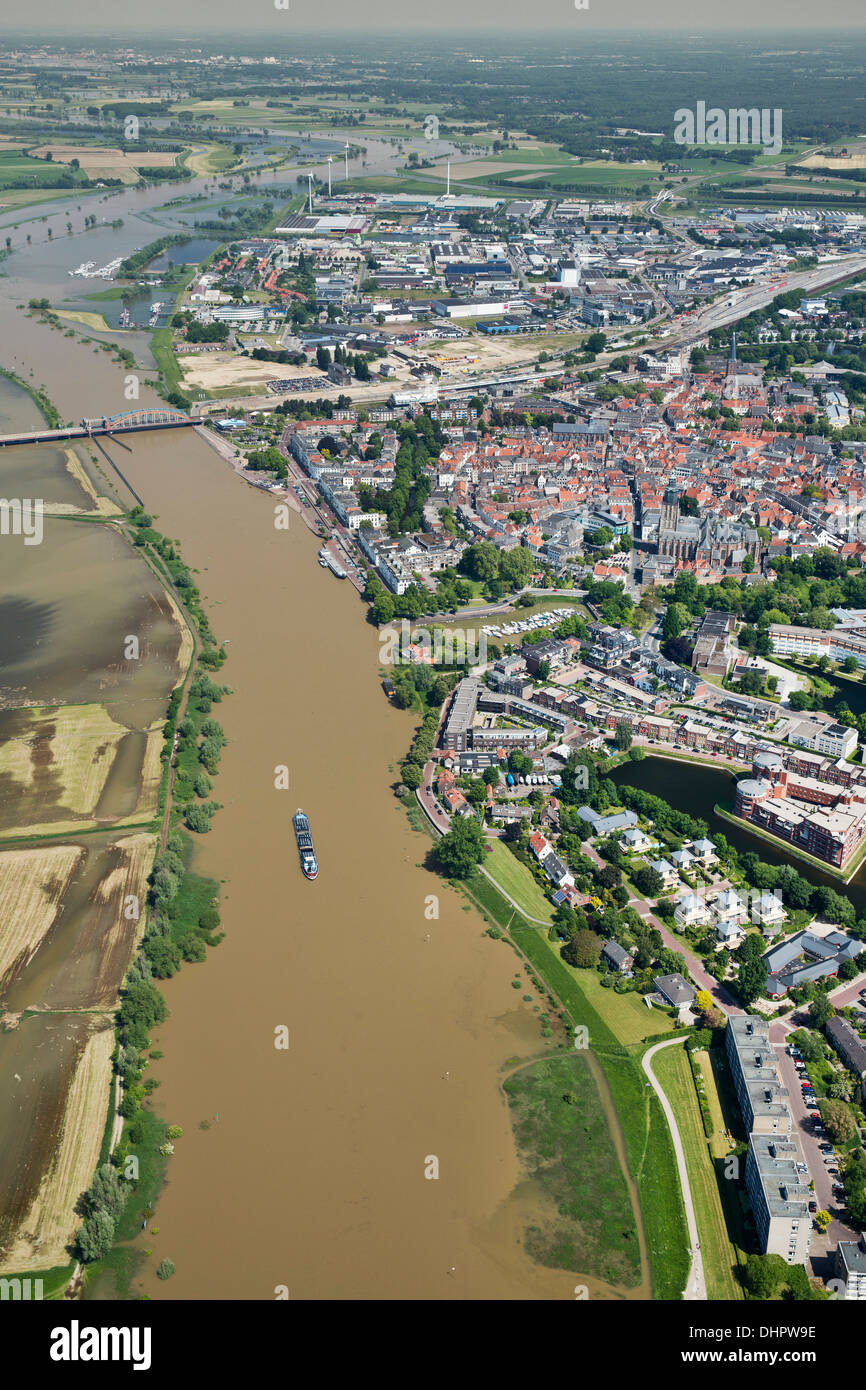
[[561, 929, 602, 969], [810, 993, 835, 1028], [86, 1164, 127, 1222], [741, 1253, 784, 1298], [147, 937, 183, 977], [819, 1098, 856, 1143], [614, 720, 633, 751], [78, 1210, 115, 1262], [432, 816, 485, 878]]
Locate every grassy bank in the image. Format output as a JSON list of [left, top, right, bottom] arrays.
[[503, 1054, 642, 1288], [451, 857, 689, 1297], [596, 1048, 690, 1300], [652, 1042, 742, 1300]]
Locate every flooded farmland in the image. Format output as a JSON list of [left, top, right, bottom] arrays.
[[0, 516, 188, 724], [0, 1014, 114, 1271], [0, 433, 186, 1272]]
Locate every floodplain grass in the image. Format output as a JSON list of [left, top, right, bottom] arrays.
[[503, 1053, 642, 1288], [652, 1042, 742, 1300], [0, 1260, 75, 1300], [411, 796, 689, 1298]]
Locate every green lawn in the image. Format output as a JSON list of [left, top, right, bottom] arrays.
[[482, 839, 553, 923], [652, 1043, 742, 1300], [503, 1054, 642, 1289], [573, 968, 676, 1046]]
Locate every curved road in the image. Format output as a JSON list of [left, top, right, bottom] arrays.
[[642, 1038, 707, 1302]]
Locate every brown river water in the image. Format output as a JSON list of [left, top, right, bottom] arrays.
[[0, 169, 647, 1298], [109, 430, 640, 1300]]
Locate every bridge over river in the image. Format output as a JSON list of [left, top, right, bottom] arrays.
[[0, 407, 195, 447]]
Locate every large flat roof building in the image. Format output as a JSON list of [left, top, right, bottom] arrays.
[[727, 1015, 812, 1264], [746, 1134, 812, 1265]]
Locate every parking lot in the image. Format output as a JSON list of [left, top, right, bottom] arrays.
[[773, 1039, 859, 1271]]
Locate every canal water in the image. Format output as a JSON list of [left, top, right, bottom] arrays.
[[610, 755, 866, 914]]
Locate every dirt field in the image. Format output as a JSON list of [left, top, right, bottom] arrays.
[[0, 845, 83, 994], [0, 705, 166, 839], [62, 449, 123, 517], [29, 145, 178, 184], [178, 352, 289, 390], [2, 831, 156, 1012], [0, 705, 125, 829], [0, 1015, 115, 1273]]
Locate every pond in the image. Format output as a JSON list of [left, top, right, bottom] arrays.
[[610, 754, 866, 914]]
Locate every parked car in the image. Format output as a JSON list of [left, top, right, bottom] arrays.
[[809, 1200, 817, 1212]]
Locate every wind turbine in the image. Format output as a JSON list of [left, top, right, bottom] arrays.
[[344, 141, 350, 181], [327, 156, 333, 197], [307, 173, 313, 214]]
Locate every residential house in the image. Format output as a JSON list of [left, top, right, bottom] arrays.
[[653, 973, 697, 1010], [691, 837, 718, 867], [826, 1016, 866, 1103], [649, 858, 678, 890], [671, 848, 695, 875], [620, 825, 652, 853], [601, 940, 634, 974], [674, 892, 712, 930]]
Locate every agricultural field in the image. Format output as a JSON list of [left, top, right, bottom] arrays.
[[0, 150, 89, 190], [1, 832, 155, 1014], [28, 146, 180, 184], [0, 844, 83, 993], [0, 704, 165, 839], [0, 1014, 114, 1272], [0, 516, 189, 721]]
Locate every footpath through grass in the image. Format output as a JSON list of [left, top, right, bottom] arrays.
[[482, 839, 554, 922], [652, 1042, 742, 1300], [597, 1048, 690, 1300]]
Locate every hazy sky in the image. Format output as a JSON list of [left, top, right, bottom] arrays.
[[3, 0, 865, 35]]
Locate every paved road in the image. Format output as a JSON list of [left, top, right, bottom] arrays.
[[642, 1038, 708, 1301], [579, 838, 742, 1016], [766, 1026, 859, 1271], [827, 973, 866, 1010]]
